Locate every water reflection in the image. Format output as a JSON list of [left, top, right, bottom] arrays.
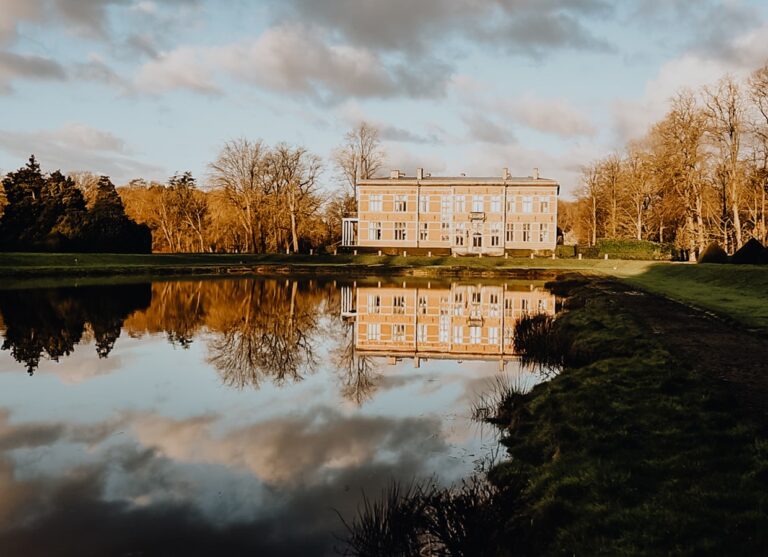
[[0, 284, 151, 374], [0, 277, 557, 555]]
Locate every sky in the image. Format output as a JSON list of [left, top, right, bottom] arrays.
[[1, 0, 768, 198]]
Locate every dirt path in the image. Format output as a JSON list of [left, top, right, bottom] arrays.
[[600, 279, 768, 424]]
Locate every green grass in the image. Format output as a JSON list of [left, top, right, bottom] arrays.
[[614, 263, 768, 331], [487, 281, 768, 555]]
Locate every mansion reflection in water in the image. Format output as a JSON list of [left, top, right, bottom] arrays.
[[342, 281, 557, 368]]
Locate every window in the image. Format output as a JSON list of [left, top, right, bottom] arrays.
[[367, 294, 381, 314], [394, 194, 407, 212], [507, 198, 515, 213], [521, 298, 529, 313], [441, 196, 452, 215], [418, 295, 428, 314], [368, 194, 382, 212], [538, 298, 547, 312], [392, 324, 406, 342], [504, 297, 513, 315], [491, 195, 501, 213], [367, 323, 381, 341], [455, 195, 466, 213], [393, 295, 406, 314], [489, 293, 500, 317], [440, 222, 450, 242], [490, 222, 501, 247], [418, 323, 428, 342], [368, 221, 382, 240], [522, 196, 532, 213], [472, 195, 483, 212], [453, 291, 464, 316], [506, 222, 515, 243], [439, 316, 449, 343], [470, 326, 482, 344], [488, 327, 499, 344], [394, 222, 407, 241], [539, 223, 549, 243], [522, 223, 531, 242], [420, 195, 429, 213], [453, 325, 464, 344], [419, 222, 429, 241], [454, 223, 465, 246], [471, 291, 482, 305], [472, 232, 482, 248], [540, 197, 550, 213]]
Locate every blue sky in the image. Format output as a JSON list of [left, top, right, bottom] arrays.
[[1, 0, 767, 197]]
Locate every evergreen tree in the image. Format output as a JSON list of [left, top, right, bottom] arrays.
[[0, 155, 46, 249]]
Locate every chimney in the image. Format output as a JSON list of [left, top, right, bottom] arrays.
[[532, 167, 540, 180], [502, 167, 510, 180], [416, 167, 424, 180], [390, 169, 400, 179]]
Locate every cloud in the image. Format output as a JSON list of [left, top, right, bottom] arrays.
[[463, 112, 516, 144], [131, 407, 446, 485], [0, 51, 66, 93], [0, 407, 449, 555], [500, 96, 596, 138], [272, 0, 613, 58], [134, 24, 451, 102], [0, 123, 165, 181]]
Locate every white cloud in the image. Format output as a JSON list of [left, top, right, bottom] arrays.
[[501, 96, 596, 138], [133, 24, 451, 102]]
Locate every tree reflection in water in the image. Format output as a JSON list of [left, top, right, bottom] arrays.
[[207, 279, 320, 389], [0, 284, 152, 374], [331, 319, 381, 405]]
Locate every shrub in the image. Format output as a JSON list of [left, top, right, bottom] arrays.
[[556, 244, 576, 258], [595, 239, 673, 260], [698, 242, 729, 264], [731, 238, 768, 265]]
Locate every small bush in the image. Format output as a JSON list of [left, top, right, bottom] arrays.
[[731, 238, 768, 265], [556, 244, 576, 258], [698, 242, 729, 264]]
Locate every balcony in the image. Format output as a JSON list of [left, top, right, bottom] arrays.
[[470, 211, 485, 221]]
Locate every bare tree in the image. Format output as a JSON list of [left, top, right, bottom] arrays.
[[704, 76, 747, 249], [576, 163, 602, 246], [208, 138, 267, 252], [265, 143, 323, 253], [332, 122, 385, 203], [748, 63, 768, 242], [69, 171, 101, 207]]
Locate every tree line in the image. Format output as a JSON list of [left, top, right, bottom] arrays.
[[567, 62, 768, 260], [0, 156, 151, 252], [0, 124, 384, 254]]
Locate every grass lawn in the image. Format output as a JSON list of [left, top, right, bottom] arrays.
[[485, 279, 768, 555], [614, 262, 768, 332]]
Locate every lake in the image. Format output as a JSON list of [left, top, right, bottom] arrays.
[[0, 276, 557, 556]]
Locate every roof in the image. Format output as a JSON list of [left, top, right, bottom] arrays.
[[357, 176, 559, 186]]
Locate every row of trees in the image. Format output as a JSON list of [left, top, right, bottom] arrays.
[[570, 62, 768, 259], [0, 156, 151, 252], [0, 123, 386, 254]]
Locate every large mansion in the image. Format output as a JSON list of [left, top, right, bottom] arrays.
[[341, 168, 559, 256]]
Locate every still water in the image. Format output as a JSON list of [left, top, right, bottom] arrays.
[[0, 276, 556, 556]]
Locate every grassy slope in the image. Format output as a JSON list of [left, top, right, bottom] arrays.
[[615, 263, 768, 331], [489, 282, 768, 555]]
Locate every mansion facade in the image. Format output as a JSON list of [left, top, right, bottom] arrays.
[[341, 168, 559, 255]]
